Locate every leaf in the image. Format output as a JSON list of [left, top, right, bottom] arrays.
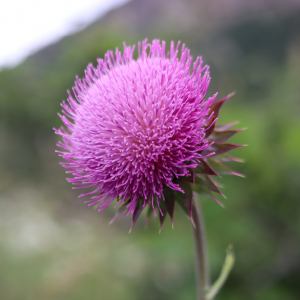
[[181, 169, 195, 183], [179, 181, 193, 217], [215, 121, 239, 131], [204, 116, 217, 138], [195, 174, 226, 198], [209, 93, 235, 118], [130, 200, 144, 232], [215, 153, 245, 163], [175, 192, 190, 216], [157, 200, 168, 232], [174, 182, 194, 221], [207, 158, 245, 177], [208, 129, 245, 143], [193, 185, 224, 207], [203, 142, 244, 156], [145, 205, 153, 228], [109, 199, 130, 225], [163, 187, 176, 227], [195, 159, 220, 177]]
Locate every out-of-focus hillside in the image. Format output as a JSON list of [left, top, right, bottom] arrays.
[[0, 0, 300, 300]]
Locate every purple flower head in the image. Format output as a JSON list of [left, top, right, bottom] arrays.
[[55, 39, 244, 230]]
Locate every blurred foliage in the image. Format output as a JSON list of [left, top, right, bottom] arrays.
[[0, 2, 300, 300]]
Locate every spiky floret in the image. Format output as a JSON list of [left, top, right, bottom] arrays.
[[55, 39, 244, 230]]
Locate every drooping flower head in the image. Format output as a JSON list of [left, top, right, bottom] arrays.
[[55, 39, 244, 230]]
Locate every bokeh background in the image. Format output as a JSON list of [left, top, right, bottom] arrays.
[[1, 0, 300, 299]]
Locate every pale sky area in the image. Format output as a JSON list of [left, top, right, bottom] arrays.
[[0, 0, 129, 69]]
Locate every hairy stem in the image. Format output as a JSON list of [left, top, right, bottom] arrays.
[[191, 202, 210, 300]]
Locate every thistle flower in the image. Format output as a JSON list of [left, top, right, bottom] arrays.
[[55, 39, 244, 230]]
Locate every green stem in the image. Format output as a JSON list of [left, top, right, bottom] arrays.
[[191, 202, 210, 300], [205, 245, 235, 300]]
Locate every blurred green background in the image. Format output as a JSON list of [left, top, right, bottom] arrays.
[[1, 0, 300, 299]]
